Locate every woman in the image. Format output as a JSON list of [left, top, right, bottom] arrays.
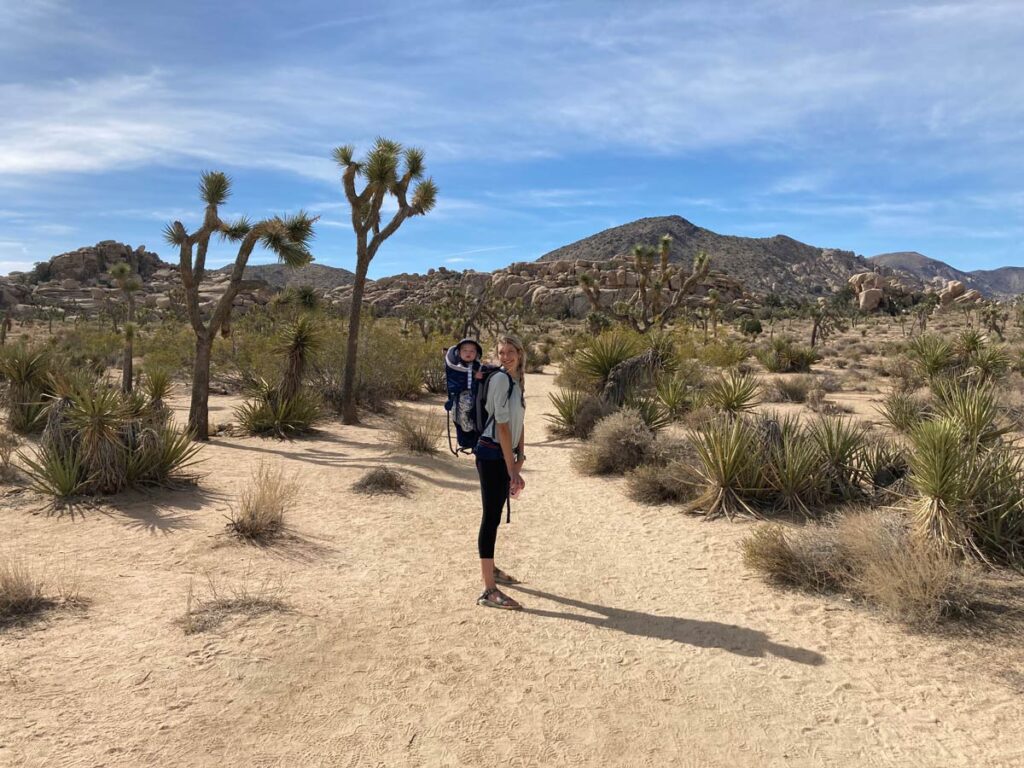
[[475, 335, 527, 610]]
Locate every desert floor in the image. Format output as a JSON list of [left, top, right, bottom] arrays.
[[3, 368, 1024, 768]]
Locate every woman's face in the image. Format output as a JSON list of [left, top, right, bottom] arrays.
[[497, 343, 520, 372]]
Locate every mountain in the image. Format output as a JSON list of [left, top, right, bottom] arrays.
[[869, 252, 1024, 298], [868, 251, 974, 287], [215, 262, 356, 291], [536, 215, 874, 298]]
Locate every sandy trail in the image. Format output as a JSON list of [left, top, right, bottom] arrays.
[[2, 371, 1023, 767]]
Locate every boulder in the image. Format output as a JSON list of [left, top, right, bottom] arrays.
[[858, 288, 884, 311]]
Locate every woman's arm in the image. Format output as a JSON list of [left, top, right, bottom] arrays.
[[496, 422, 524, 493]]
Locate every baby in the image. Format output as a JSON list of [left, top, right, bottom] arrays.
[[444, 338, 487, 451]]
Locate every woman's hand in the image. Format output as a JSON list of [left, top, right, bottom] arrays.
[[509, 471, 525, 498]]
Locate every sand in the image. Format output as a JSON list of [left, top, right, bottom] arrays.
[[2, 369, 1023, 767]]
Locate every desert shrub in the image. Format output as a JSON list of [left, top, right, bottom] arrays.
[[50, 325, 121, 375], [235, 380, 323, 438], [0, 428, 18, 481], [743, 510, 978, 626], [907, 334, 956, 380], [764, 374, 815, 403], [742, 524, 843, 592], [763, 427, 829, 516], [0, 345, 52, 433], [566, 330, 642, 392], [807, 416, 868, 501], [227, 463, 298, 540], [573, 409, 652, 476], [837, 511, 976, 625], [21, 380, 200, 500], [626, 462, 700, 505], [929, 379, 1007, 447], [655, 370, 701, 420], [180, 568, 286, 634], [965, 343, 1012, 385], [686, 415, 767, 519], [756, 338, 817, 373], [137, 320, 195, 376], [697, 339, 748, 368], [352, 466, 413, 496], [392, 410, 442, 455], [860, 437, 908, 492], [0, 555, 48, 619], [701, 369, 761, 415], [623, 395, 671, 432], [877, 390, 929, 434], [905, 413, 1024, 564], [312, 318, 432, 414], [546, 388, 587, 437]]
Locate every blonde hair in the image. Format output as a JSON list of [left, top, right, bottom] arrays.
[[497, 335, 527, 402]]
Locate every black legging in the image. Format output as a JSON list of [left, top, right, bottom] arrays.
[[476, 457, 509, 559]]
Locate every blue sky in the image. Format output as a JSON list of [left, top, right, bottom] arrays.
[[2, 0, 1023, 278]]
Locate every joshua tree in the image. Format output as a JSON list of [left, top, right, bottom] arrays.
[[163, 171, 317, 440], [579, 235, 710, 333], [1, 308, 13, 346], [333, 139, 437, 424], [109, 262, 142, 392], [808, 295, 848, 347]]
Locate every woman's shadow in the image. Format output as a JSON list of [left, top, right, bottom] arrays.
[[509, 586, 825, 666]]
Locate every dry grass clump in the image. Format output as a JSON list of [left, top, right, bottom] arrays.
[[391, 410, 442, 455], [0, 554, 79, 624], [742, 509, 978, 627], [0, 428, 18, 482], [0, 556, 48, 619], [352, 465, 413, 496], [180, 568, 287, 634], [227, 463, 299, 541], [573, 409, 652, 476], [764, 374, 815, 403], [626, 462, 700, 505]]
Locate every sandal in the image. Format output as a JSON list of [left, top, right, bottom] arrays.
[[493, 566, 521, 586], [477, 587, 522, 610]]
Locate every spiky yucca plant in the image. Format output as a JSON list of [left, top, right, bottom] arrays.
[[574, 332, 642, 392], [808, 416, 867, 501], [964, 343, 1011, 385], [701, 369, 761, 416], [687, 416, 766, 520], [235, 379, 322, 439], [623, 394, 672, 433], [655, 373, 695, 420], [907, 334, 956, 380], [906, 419, 978, 554], [0, 347, 51, 433], [546, 388, 588, 437], [929, 379, 1007, 448], [876, 390, 929, 434], [277, 315, 322, 403], [764, 428, 828, 516], [953, 328, 986, 359]]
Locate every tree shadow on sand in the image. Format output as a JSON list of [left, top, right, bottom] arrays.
[[509, 586, 825, 666]]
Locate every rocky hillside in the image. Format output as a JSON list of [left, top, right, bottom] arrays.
[[214, 262, 355, 291], [869, 251, 1024, 298], [536, 215, 878, 298]]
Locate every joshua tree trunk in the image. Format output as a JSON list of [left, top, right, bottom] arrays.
[[122, 336, 134, 393], [190, 335, 213, 439], [341, 251, 370, 424]]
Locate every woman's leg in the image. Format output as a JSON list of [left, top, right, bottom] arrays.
[[477, 458, 509, 590]]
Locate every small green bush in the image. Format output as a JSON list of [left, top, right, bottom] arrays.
[[573, 409, 652, 476], [756, 338, 817, 373]]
